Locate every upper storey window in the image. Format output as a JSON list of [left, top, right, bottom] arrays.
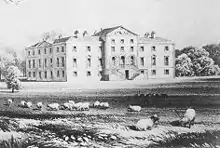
[[28, 51, 31, 56], [120, 39, 124, 44], [130, 39, 134, 44], [151, 46, 156, 52], [140, 46, 144, 52], [57, 47, 59, 52], [73, 46, 77, 52], [61, 46, 65, 52], [111, 39, 115, 44], [44, 48, 47, 54], [165, 46, 169, 51], [87, 46, 91, 52]]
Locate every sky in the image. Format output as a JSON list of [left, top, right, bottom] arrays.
[[0, 0, 220, 58]]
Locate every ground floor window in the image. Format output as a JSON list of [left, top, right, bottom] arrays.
[[164, 69, 169, 75], [141, 70, 144, 74], [73, 71, 77, 77], [62, 70, 65, 77], [33, 72, 36, 78], [28, 72, 31, 77], [39, 72, 42, 79], [57, 70, 60, 77], [151, 69, 156, 76], [87, 71, 91, 77], [51, 71, 53, 78], [45, 71, 47, 79]]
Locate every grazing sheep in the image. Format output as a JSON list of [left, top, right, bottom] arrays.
[[68, 100, 75, 105], [62, 102, 71, 110], [180, 108, 196, 128], [128, 105, 142, 112], [73, 102, 83, 110], [133, 114, 159, 131], [93, 101, 100, 108], [20, 100, 26, 107], [80, 102, 90, 111], [36, 102, 43, 109], [99, 102, 109, 109], [7, 99, 13, 105], [25, 101, 32, 108], [47, 103, 59, 111]]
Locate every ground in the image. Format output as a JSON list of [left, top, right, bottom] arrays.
[[0, 78, 219, 148]]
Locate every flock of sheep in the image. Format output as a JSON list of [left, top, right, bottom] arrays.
[[6, 99, 196, 130]]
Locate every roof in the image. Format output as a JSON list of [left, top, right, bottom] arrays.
[[53, 36, 71, 44], [93, 26, 138, 38], [27, 41, 52, 49], [139, 36, 174, 43]]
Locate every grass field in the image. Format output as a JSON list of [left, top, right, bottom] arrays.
[[0, 78, 219, 147]]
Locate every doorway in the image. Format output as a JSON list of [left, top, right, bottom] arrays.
[[125, 70, 129, 80]]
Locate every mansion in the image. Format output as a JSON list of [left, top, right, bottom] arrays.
[[25, 26, 175, 82]]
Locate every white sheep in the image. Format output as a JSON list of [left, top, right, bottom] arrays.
[[93, 101, 100, 108], [47, 103, 59, 111], [68, 100, 75, 106], [63, 102, 71, 109], [36, 102, 43, 109], [25, 101, 32, 108], [180, 108, 196, 128], [7, 99, 13, 105], [73, 102, 83, 110], [134, 114, 159, 131], [100, 102, 109, 109], [20, 100, 26, 107], [80, 102, 90, 111], [128, 105, 142, 112]]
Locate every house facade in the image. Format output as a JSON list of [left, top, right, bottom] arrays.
[[25, 26, 175, 82]]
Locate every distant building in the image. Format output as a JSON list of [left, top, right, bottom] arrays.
[[25, 26, 175, 82]]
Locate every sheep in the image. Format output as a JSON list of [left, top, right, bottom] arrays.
[[25, 101, 32, 108], [132, 114, 160, 131], [99, 102, 109, 109], [20, 100, 26, 108], [47, 103, 59, 111], [180, 108, 196, 128], [68, 100, 75, 105], [62, 102, 71, 110], [73, 102, 83, 111], [93, 101, 100, 108], [36, 102, 43, 109], [80, 102, 90, 111], [6, 99, 13, 106], [128, 105, 142, 112]]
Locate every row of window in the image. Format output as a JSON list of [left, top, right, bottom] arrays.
[[140, 46, 169, 52], [72, 46, 102, 53], [28, 57, 65, 69], [72, 58, 102, 68], [150, 69, 170, 76], [28, 70, 65, 79], [110, 56, 169, 66], [111, 39, 134, 44], [111, 46, 134, 52], [27, 46, 65, 56], [72, 71, 102, 77]]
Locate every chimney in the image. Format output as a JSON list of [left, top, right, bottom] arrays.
[[144, 32, 150, 38], [151, 31, 156, 39]]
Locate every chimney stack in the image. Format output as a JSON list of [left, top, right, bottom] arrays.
[[144, 32, 150, 38], [151, 31, 156, 39]]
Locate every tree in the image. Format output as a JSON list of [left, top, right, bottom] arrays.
[[74, 30, 79, 38], [83, 30, 88, 37], [175, 46, 220, 77], [5, 66, 21, 93], [203, 43, 220, 66], [3, 0, 27, 5]]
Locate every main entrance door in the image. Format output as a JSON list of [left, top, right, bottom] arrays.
[[125, 70, 129, 80]]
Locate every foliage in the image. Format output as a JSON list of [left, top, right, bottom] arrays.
[[175, 46, 220, 77], [5, 66, 21, 91], [203, 43, 220, 66]]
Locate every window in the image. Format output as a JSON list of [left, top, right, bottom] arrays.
[[140, 46, 144, 52], [57, 70, 60, 77], [39, 72, 42, 79], [87, 71, 91, 76], [28, 51, 31, 56], [120, 39, 124, 44], [28, 60, 31, 68], [99, 58, 102, 67], [130, 56, 135, 65], [57, 47, 59, 52], [33, 59, 35, 68], [87, 46, 91, 52], [151, 46, 156, 51], [87, 58, 91, 68], [28, 72, 31, 77], [121, 56, 125, 65], [140, 57, 144, 66], [45, 71, 47, 79], [165, 46, 169, 51], [164, 56, 169, 66], [61, 57, 65, 67], [33, 50, 35, 56], [112, 57, 116, 66], [44, 48, 47, 54], [141, 70, 144, 74], [99, 46, 102, 52], [33, 72, 36, 78], [61, 46, 64, 52], [51, 71, 53, 78], [130, 39, 134, 44], [111, 39, 115, 44], [151, 55, 156, 66], [151, 69, 156, 75], [98, 71, 102, 77], [130, 46, 134, 52], [50, 48, 52, 53], [38, 59, 41, 68], [73, 71, 77, 77], [38, 49, 41, 55], [111, 46, 115, 52], [120, 46, 125, 52], [62, 70, 65, 77], [57, 58, 59, 67], [164, 69, 169, 75], [73, 58, 77, 68], [50, 58, 53, 63], [73, 46, 77, 52], [44, 59, 47, 67]]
